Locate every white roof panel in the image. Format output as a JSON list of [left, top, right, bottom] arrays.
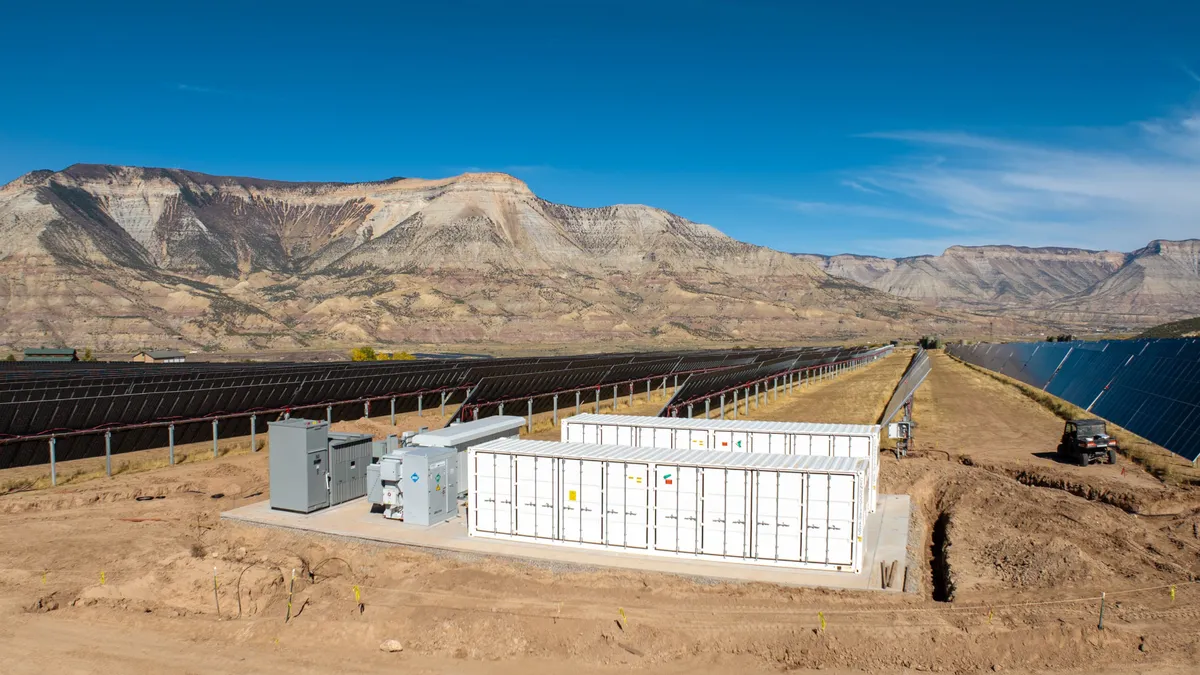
[[473, 438, 867, 475], [563, 413, 879, 437], [410, 416, 525, 446]]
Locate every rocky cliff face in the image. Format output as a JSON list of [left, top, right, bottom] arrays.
[[1, 165, 960, 351], [806, 241, 1200, 327]]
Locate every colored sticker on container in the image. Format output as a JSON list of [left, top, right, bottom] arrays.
[[411, 473, 419, 483], [568, 490, 577, 502]]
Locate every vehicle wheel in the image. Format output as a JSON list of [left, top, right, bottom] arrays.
[[1076, 452, 1089, 467], [1107, 449, 1117, 465]]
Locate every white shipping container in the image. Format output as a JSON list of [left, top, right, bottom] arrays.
[[561, 415, 881, 512], [469, 439, 868, 573]]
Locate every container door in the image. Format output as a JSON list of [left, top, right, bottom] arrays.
[[791, 434, 811, 456], [654, 464, 680, 551], [749, 432, 771, 454], [810, 435, 832, 457], [308, 449, 329, 511], [804, 474, 830, 563], [769, 433, 789, 455], [514, 455, 555, 539], [652, 428, 673, 448], [566, 423, 585, 443], [605, 462, 648, 549], [724, 470, 750, 557], [754, 471, 804, 562], [713, 431, 733, 451], [560, 458, 604, 544], [616, 425, 634, 446], [700, 468, 750, 557], [582, 424, 598, 444], [825, 474, 857, 566], [691, 430, 710, 450], [600, 424, 618, 444], [848, 436, 869, 458], [729, 432, 749, 453], [473, 452, 513, 535], [832, 436, 852, 457], [638, 428, 659, 448]]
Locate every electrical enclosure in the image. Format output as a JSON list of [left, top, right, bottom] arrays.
[[398, 447, 458, 526], [409, 416, 525, 497], [268, 419, 330, 513]]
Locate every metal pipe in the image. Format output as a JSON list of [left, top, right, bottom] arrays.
[[552, 394, 558, 425], [498, 401, 504, 416], [527, 397, 533, 432], [687, 403, 693, 418], [720, 394, 725, 419], [613, 385, 618, 412], [595, 388, 600, 414], [575, 390, 581, 415], [49, 437, 57, 486], [326, 405, 332, 424], [390, 398, 396, 425], [417, 393, 423, 417], [169, 424, 175, 465], [754, 383, 760, 409], [629, 383, 633, 407], [364, 400, 370, 419], [705, 398, 711, 418], [646, 379, 651, 403], [212, 419, 219, 458], [732, 389, 738, 420], [250, 415, 257, 452], [105, 431, 112, 477], [441, 391, 447, 417]]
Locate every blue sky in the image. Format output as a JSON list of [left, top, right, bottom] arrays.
[[2, 1, 1198, 257]]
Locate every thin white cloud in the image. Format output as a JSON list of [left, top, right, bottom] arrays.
[[175, 83, 225, 95], [790, 105, 1200, 256]]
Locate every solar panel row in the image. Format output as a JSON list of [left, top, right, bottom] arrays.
[[947, 338, 1200, 462]]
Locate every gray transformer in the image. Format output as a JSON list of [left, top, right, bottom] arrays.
[[410, 416, 524, 498], [269, 420, 372, 513], [378, 447, 457, 525], [269, 419, 330, 513]]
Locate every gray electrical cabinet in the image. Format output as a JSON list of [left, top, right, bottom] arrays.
[[269, 419, 330, 513], [328, 431, 372, 506], [399, 447, 458, 526], [366, 463, 383, 505]]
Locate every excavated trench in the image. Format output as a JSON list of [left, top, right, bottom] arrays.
[[930, 511, 956, 602], [958, 457, 1145, 514]]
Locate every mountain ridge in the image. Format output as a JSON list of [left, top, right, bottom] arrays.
[[1, 164, 973, 351]]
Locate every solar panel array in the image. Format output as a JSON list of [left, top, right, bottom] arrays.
[[946, 338, 1200, 462], [658, 345, 894, 417], [0, 348, 857, 468], [881, 348, 931, 425]]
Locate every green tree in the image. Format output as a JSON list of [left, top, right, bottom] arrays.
[[4, 353, 15, 361], [81, 348, 97, 362]]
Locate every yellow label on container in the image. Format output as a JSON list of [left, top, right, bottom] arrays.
[[568, 490, 577, 501]]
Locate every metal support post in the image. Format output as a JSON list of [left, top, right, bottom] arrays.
[[49, 437, 57, 486], [390, 397, 396, 425], [613, 385, 618, 412], [417, 394, 423, 417], [527, 397, 533, 432], [754, 383, 760, 409], [687, 403, 693, 418], [744, 388, 750, 415], [212, 419, 219, 458], [629, 383, 634, 407], [705, 398, 711, 418], [364, 400, 370, 419], [326, 406, 332, 424], [105, 431, 112, 477], [250, 414, 257, 452], [732, 389, 738, 420], [473, 407, 479, 421], [647, 379, 651, 403], [575, 390, 581, 415], [499, 402, 504, 416], [720, 394, 725, 420], [674, 374, 678, 390], [552, 394, 558, 425], [661, 377, 666, 398], [169, 424, 175, 465], [441, 391, 447, 417], [595, 388, 600, 414]]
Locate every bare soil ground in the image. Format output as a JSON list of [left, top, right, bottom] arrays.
[[2, 352, 1200, 674]]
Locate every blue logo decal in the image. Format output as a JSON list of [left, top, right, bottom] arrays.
[[411, 472, 419, 483]]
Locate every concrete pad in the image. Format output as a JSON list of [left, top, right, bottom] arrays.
[[222, 494, 910, 592]]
